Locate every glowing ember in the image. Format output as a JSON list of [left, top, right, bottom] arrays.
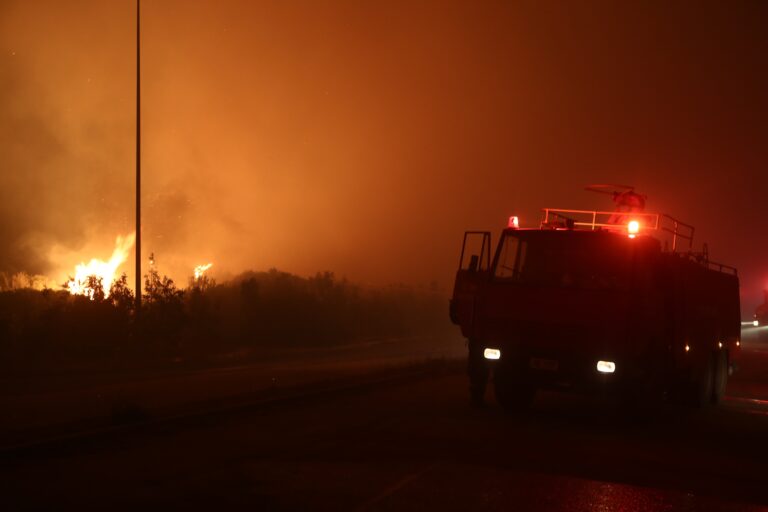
[[194, 263, 213, 280], [66, 233, 136, 299]]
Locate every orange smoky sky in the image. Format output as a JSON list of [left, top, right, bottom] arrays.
[[1, 1, 767, 314]]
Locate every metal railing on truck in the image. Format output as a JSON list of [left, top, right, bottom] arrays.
[[539, 208, 736, 276], [540, 208, 694, 251]]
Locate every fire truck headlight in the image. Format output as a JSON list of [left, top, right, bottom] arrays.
[[596, 360, 616, 373], [484, 348, 501, 360], [754, 320, 759, 327]]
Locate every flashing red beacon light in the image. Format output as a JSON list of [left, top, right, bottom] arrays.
[[627, 220, 640, 239], [508, 216, 520, 229]]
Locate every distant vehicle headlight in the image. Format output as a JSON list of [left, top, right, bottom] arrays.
[[596, 360, 616, 373], [484, 348, 501, 360]]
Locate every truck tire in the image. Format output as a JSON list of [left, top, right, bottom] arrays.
[[493, 368, 535, 411], [710, 350, 728, 404], [467, 339, 489, 406], [687, 350, 715, 408]]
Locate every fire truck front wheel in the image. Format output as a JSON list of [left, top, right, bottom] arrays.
[[710, 349, 728, 404], [467, 339, 489, 405]]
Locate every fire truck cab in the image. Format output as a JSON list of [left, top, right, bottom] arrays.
[[450, 208, 740, 409]]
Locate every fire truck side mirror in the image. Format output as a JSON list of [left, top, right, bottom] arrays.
[[459, 231, 491, 271], [468, 255, 479, 272]]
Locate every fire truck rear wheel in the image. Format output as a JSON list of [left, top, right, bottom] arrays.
[[688, 350, 715, 408], [711, 349, 728, 404]]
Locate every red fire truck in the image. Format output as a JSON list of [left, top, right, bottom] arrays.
[[450, 206, 740, 409]]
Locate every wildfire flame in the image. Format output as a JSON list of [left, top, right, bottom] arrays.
[[194, 263, 213, 280], [66, 233, 136, 299]]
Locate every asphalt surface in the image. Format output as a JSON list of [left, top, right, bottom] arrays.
[[0, 335, 465, 447], [4, 340, 768, 512]]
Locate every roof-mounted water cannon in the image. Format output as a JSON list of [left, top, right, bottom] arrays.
[[585, 184, 647, 213]]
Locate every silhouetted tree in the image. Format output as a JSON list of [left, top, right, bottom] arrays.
[[143, 268, 183, 304], [141, 267, 185, 349], [109, 273, 134, 312], [189, 273, 215, 293], [85, 275, 106, 302]]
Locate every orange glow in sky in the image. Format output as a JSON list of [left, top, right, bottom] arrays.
[[1, 1, 767, 315]]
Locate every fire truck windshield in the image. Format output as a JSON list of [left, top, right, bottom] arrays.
[[494, 231, 635, 290]]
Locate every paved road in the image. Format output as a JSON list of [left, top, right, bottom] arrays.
[[3, 348, 768, 511], [0, 335, 464, 446]]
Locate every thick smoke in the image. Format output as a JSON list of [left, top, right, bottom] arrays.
[[1, 1, 768, 316], [0, 58, 90, 278]]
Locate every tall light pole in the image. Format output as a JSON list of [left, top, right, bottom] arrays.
[[135, 0, 142, 311]]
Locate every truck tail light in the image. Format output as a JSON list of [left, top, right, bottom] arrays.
[[596, 360, 616, 373]]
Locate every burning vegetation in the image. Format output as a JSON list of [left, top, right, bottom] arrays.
[[65, 233, 136, 299], [194, 263, 213, 280], [58, 234, 217, 302]]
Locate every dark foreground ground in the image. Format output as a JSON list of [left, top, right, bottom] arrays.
[[3, 332, 768, 511]]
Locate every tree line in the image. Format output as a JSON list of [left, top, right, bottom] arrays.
[[0, 267, 450, 375]]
